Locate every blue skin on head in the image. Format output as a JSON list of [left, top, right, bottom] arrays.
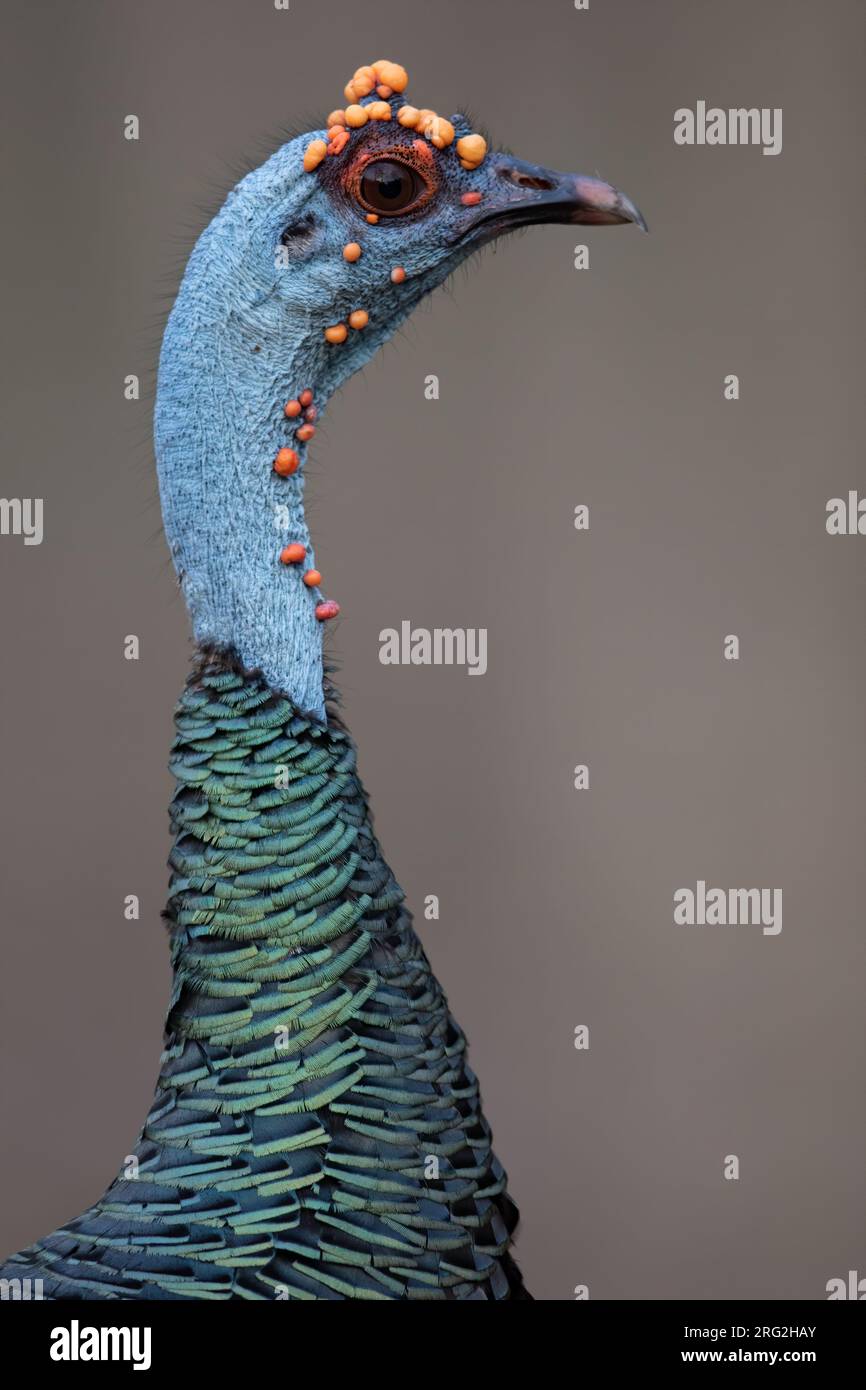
[[155, 89, 644, 719]]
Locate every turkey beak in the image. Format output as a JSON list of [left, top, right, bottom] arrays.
[[454, 154, 647, 242]]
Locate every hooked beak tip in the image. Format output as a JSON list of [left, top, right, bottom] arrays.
[[571, 175, 648, 232], [622, 196, 649, 234]]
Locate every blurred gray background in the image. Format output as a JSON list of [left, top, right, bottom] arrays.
[[1, 0, 864, 1301]]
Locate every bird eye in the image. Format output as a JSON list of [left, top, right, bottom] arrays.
[[357, 159, 424, 215]]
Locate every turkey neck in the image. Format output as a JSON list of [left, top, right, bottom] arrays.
[[160, 654, 405, 1079], [154, 285, 335, 718]]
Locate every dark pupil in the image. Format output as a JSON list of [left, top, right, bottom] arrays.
[[378, 174, 404, 202], [360, 161, 417, 213]]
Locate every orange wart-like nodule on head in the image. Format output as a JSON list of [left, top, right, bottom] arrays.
[[303, 60, 488, 175]]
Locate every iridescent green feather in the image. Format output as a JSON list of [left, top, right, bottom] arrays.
[[1, 653, 527, 1300]]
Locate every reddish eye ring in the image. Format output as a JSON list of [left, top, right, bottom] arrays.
[[360, 160, 420, 213], [349, 150, 436, 217]]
